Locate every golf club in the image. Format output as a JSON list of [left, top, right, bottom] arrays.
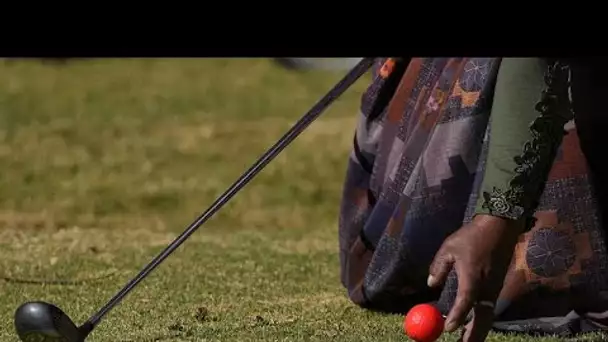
[[14, 57, 375, 342]]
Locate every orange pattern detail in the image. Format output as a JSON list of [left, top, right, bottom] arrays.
[[379, 58, 396, 79]]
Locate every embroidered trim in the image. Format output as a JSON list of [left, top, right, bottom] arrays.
[[482, 60, 574, 225]]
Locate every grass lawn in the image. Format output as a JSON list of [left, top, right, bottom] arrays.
[[0, 58, 602, 341]]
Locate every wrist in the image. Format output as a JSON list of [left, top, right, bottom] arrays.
[[472, 214, 527, 237]]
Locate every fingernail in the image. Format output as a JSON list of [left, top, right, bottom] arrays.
[[427, 275, 435, 287]]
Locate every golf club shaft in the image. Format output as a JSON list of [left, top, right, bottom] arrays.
[[85, 57, 375, 328]]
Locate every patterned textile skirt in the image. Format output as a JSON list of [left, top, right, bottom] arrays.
[[338, 58, 608, 337]]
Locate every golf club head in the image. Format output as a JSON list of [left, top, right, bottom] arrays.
[[14, 301, 86, 342]]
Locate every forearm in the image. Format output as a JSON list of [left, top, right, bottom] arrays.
[[474, 58, 574, 229]]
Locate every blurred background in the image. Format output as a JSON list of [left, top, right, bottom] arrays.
[[0, 58, 409, 342], [274, 58, 363, 71]]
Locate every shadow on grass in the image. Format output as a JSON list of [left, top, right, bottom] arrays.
[[120, 333, 181, 342], [119, 328, 203, 342]]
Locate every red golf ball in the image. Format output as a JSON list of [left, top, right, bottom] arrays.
[[403, 304, 444, 342]]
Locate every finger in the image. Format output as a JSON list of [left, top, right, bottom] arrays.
[[461, 300, 496, 342], [428, 249, 454, 288], [461, 271, 505, 342], [445, 265, 479, 332]]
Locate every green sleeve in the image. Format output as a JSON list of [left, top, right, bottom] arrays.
[[474, 58, 574, 226]]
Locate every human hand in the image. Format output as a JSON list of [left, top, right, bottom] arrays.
[[427, 214, 525, 342]]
